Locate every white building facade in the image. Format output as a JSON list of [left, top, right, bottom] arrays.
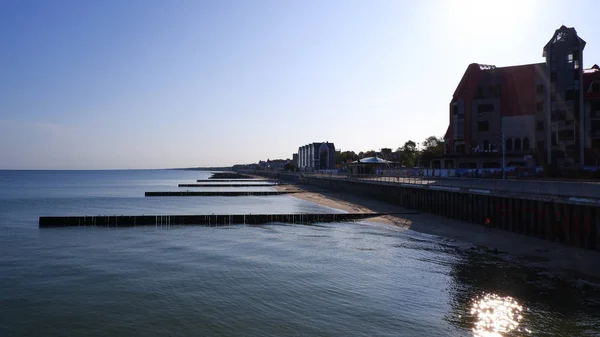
[[297, 142, 336, 171]]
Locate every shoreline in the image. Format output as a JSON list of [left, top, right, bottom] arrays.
[[276, 183, 600, 283]]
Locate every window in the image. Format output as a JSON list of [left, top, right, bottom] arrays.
[[592, 102, 600, 115], [483, 140, 490, 151], [592, 120, 600, 133], [568, 53, 573, 63], [495, 85, 501, 97], [536, 84, 544, 94], [523, 138, 530, 150], [559, 130, 575, 140], [574, 60, 580, 69], [476, 86, 483, 98], [552, 110, 567, 121], [477, 104, 495, 114], [453, 114, 465, 140], [488, 85, 501, 97], [505, 138, 513, 151], [551, 91, 557, 101], [537, 141, 545, 152], [537, 121, 544, 131], [477, 121, 489, 132], [551, 72, 557, 81], [565, 89, 578, 101], [536, 102, 544, 112], [514, 138, 521, 151], [452, 102, 459, 115], [574, 70, 580, 80], [592, 82, 600, 93]]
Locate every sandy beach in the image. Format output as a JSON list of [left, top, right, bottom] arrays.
[[276, 183, 600, 282]]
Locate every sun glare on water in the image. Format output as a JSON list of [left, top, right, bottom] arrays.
[[470, 293, 528, 337]]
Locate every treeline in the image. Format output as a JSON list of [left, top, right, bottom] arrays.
[[336, 136, 444, 168]]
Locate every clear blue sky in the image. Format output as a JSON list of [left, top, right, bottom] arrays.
[[1, 0, 598, 169]]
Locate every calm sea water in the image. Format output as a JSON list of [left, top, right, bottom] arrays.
[[1, 170, 599, 336]]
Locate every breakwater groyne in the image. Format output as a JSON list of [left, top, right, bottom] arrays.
[[145, 191, 298, 197], [38, 212, 414, 228], [179, 183, 278, 187], [209, 172, 252, 179]]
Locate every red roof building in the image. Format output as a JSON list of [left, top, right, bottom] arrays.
[[436, 26, 599, 169]]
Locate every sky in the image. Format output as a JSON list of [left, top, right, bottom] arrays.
[[1, 0, 599, 169]]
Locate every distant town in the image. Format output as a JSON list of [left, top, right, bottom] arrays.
[[232, 136, 442, 172], [234, 25, 600, 180]]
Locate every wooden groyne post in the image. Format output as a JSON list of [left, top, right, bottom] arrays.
[[144, 191, 299, 197], [38, 212, 418, 228]]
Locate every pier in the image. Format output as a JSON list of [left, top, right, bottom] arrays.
[[145, 191, 299, 197], [38, 212, 416, 228]]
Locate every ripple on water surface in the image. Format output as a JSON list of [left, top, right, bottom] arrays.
[[1, 170, 600, 336]]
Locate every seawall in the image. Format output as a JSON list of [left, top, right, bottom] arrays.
[[302, 176, 600, 250], [241, 171, 600, 250]]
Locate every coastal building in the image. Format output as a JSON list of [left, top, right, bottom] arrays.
[[584, 64, 600, 165], [348, 157, 393, 175], [434, 25, 600, 170], [297, 142, 336, 171]]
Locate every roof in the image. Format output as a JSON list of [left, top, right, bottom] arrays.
[[452, 62, 544, 117], [497, 63, 544, 116], [352, 157, 392, 164], [543, 25, 586, 57]]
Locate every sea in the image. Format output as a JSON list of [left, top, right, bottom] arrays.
[[1, 169, 599, 336]]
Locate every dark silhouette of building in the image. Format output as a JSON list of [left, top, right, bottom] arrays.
[[435, 25, 599, 169], [297, 142, 336, 171]]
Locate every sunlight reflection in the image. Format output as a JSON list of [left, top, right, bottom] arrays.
[[471, 293, 525, 337]]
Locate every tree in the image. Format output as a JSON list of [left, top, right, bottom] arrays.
[[364, 150, 377, 158], [283, 163, 296, 171], [402, 140, 417, 153], [420, 136, 445, 167], [423, 136, 440, 150], [397, 140, 417, 167], [336, 151, 358, 164]]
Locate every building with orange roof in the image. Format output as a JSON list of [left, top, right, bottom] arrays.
[[435, 26, 600, 170]]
